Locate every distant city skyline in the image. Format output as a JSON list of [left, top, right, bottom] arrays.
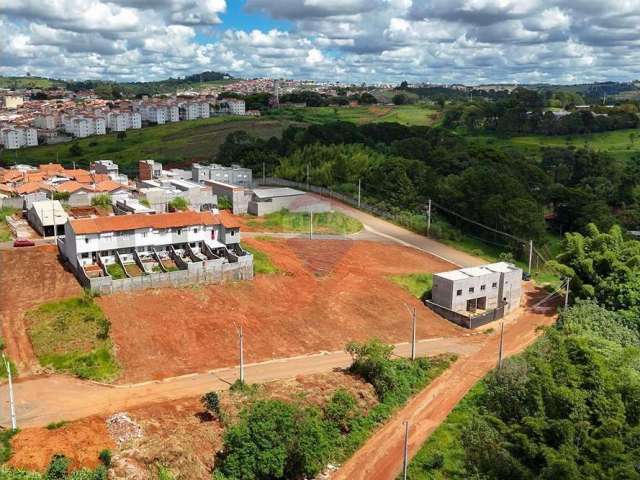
[[1, 1, 640, 85]]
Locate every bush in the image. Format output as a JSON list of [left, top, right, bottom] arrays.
[[324, 389, 360, 433], [53, 192, 70, 201], [69, 144, 82, 157], [45, 454, 69, 479], [218, 196, 232, 210], [215, 400, 333, 480], [201, 391, 221, 418], [91, 194, 111, 208], [168, 196, 188, 211], [98, 449, 111, 467]]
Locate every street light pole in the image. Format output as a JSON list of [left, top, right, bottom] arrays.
[[426, 199, 432, 237], [564, 278, 570, 309], [404, 303, 417, 361], [528, 240, 533, 274], [357, 178, 361, 208], [2, 354, 16, 430]]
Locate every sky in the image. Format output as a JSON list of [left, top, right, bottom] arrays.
[[1, 0, 640, 85]]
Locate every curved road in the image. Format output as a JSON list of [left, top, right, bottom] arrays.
[[312, 194, 485, 268]]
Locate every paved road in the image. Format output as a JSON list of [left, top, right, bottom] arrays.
[[313, 195, 485, 268], [0, 336, 484, 428]]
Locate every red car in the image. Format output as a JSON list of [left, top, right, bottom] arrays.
[[13, 239, 35, 248]]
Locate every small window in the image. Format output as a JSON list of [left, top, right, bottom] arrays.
[[492, 282, 498, 288], [480, 285, 486, 291], [177, 229, 182, 235], [81, 252, 89, 258], [456, 289, 462, 296], [469, 287, 474, 293], [194, 228, 198, 233], [85, 238, 89, 243]]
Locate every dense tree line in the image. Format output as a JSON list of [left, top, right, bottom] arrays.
[[442, 87, 640, 135], [217, 121, 640, 247]]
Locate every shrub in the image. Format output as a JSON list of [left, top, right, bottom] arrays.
[[45, 454, 70, 479], [218, 196, 232, 210], [168, 196, 188, 211], [98, 449, 111, 467], [53, 192, 70, 201], [201, 392, 221, 419], [324, 389, 360, 433], [46, 421, 68, 430], [91, 194, 111, 208]]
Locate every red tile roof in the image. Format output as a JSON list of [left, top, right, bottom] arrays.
[[218, 210, 241, 229], [15, 182, 53, 195], [95, 180, 128, 192], [55, 181, 93, 194], [69, 211, 224, 234]]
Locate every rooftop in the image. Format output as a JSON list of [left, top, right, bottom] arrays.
[[69, 210, 237, 234], [252, 187, 305, 199]]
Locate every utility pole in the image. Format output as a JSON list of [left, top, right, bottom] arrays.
[[402, 420, 409, 480], [235, 323, 244, 384], [306, 163, 310, 191], [564, 277, 570, 309], [357, 178, 361, 208], [528, 240, 533, 274], [262, 161, 266, 184], [404, 303, 417, 361], [309, 210, 313, 239], [2, 354, 16, 430], [426, 199, 432, 237], [498, 322, 504, 370]]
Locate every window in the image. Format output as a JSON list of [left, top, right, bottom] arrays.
[[456, 289, 462, 296], [81, 252, 89, 258], [480, 285, 486, 291], [492, 282, 498, 288], [469, 287, 474, 293], [177, 229, 182, 235], [193, 228, 198, 233], [85, 237, 89, 244]]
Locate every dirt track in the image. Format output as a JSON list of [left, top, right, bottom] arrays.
[[99, 238, 463, 383], [0, 245, 81, 373], [333, 286, 558, 480]]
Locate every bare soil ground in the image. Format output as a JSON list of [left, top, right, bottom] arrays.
[[0, 245, 81, 373], [7, 416, 114, 472], [8, 371, 376, 478], [98, 238, 462, 383]]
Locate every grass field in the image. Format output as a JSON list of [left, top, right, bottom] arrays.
[[389, 273, 433, 299], [25, 295, 120, 381], [470, 128, 640, 161], [269, 104, 440, 126], [241, 243, 279, 274], [0, 116, 299, 177], [0, 76, 63, 89], [245, 209, 363, 235], [0, 208, 17, 242]]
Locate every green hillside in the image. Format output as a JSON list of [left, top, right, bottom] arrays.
[[0, 76, 64, 89]]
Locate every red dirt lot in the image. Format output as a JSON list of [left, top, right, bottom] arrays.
[[8, 416, 114, 472], [0, 245, 82, 373], [99, 238, 463, 383]]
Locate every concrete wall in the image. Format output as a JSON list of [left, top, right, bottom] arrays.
[[84, 261, 253, 294]]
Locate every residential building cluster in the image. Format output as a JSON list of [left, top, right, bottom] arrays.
[[0, 89, 250, 150]]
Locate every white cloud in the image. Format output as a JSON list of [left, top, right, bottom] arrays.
[[1, 0, 640, 83]]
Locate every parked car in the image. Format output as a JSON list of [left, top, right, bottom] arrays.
[[13, 238, 35, 248]]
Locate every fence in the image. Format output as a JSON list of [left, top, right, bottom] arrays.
[[425, 300, 506, 329]]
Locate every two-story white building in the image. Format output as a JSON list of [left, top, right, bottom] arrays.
[[60, 211, 243, 272]]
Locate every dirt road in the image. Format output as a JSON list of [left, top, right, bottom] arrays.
[[333, 288, 558, 480], [0, 336, 484, 428]]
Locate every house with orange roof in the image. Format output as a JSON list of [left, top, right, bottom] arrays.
[[58, 210, 252, 292]]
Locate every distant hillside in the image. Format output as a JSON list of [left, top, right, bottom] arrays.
[[0, 76, 65, 90], [0, 71, 235, 96]]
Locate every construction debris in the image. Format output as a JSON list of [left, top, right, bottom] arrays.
[[106, 412, 143, 446]]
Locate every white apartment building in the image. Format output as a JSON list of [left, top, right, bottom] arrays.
[[107, 112, 142, 132], [34, 114, 58, 130], [2, 95, 23, 109], [224, 99, 246, 115], [0, 127, 38, 149], [65, 116, 106, 138], [141, 104, 181, 125], [179, 102, 210, 121]]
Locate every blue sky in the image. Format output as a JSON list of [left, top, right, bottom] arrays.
[[1, 0, 640, 84]]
